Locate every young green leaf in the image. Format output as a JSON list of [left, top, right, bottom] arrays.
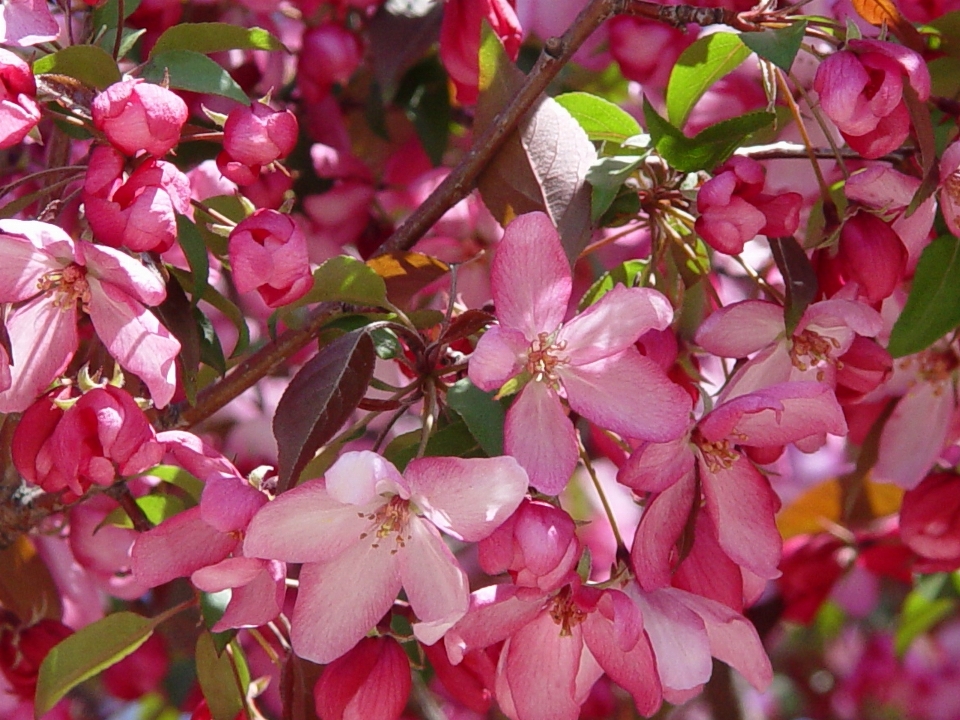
[[579, 259, 649, 310], [142, 50, 248, 103], [196, 632, 246, 720], [291, 256, 389, 309], [739, 21, 808, 72], [150, 23, 283, 58], [666, 33, 751, 129], [554, 92, 643, 143], [446, 378, 505, 456], [176, 214, 209, 310], [32, 46, 121, 90]]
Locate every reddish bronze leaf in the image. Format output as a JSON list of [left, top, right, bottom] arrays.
[[849, 0, 925, 51], [273, 330, 376, 492], [366, 252, 450, 310]]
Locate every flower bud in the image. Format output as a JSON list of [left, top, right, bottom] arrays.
[[313, 636, 411, 720], [228, 209, 312, 307], [0, 48, 41, 150], [0, 612, 73, 700], [836, 211, 906, 304], [92, 79, 188, 157], [298, 24, 363, 103], [84, 145, 191, 253], [900, 472, 960, 563]]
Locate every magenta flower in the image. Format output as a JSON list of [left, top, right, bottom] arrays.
[[0, 48, 41, 150], [228, 209, 312, 308], [92, 79, 188, 158], [468, 212, 692, 494], [243, 451, 528, 664], [0, 219, 180, 411], [313, 637, 412, 720]]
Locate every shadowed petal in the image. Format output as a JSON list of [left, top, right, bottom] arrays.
[[131, 507, 237, 587], [695, 300, 784, 357], [505, 381, 577, 495], [468, 325, 529, 392]]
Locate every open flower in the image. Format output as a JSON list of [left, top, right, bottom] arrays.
[[244, 451, 528, 664], [468, 212, 691, 494]]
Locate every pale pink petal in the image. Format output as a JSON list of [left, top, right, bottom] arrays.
[[191, 556, 265, 591], [673, 513, 744, 611], [874, 381, 956, 489], [0, 232, 60, 302], [444, 584, 544, 664], [700, 458, 782, 579], [560, 351, 691, 441], [498, 614, 594, 720], [86, 278, 179, 407], [505, 381, 577, 495], [291, 545, 402, 664], [492, 212, 571, 339], [407, 456, 528, 541], [211, 561, 285, 632], [804, 298, 883, 344], [670, 590, 773, 690], [557, 286, 673, 365], [244, 478, 376, 564], [79, 242, 167, 306], [632, 586, 711, 692], [326, 450, 407, 505], [695, 300, 784, 357], [468, 325, 528, 392], [0, 298, 77, 413], [401, 517, 469, 645], [631, 469, 697, 590], [617, 437, 694, 493], [0, 0, 59, 46], [131, 508, 237, 587]]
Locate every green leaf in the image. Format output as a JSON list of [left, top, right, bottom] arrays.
[[92, 0, 142, 29], [168, 267, 250, 358], [896, 575, 955, 655], [142, 50, 248, 103], [384, 417, 482, 472], [36, 611, 167, 715], [888, 236, 960, 357], [32, 46, 121, 90], [554, 92, 642, 143], [99, 28, 147, 60], [293, 256, 389, 308], [151, 23, 283, 58], [196, 632, 246, 720], [586, 155, 643, 222], [739, 21, 808, 72], [143, 464, 204, 501], [769, 236, 818, 334], [666, 33, 751, 129], [176, 214, 209, 310], [102, 495, 186, 529], [446, 378, 504, 456], [394, 57, 450, 166], [579, 259, 648, 310], [644, 99, 775, 172]]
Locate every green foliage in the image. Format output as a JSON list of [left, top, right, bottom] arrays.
[[897, 574, 957, 655], [293, 256, 390, 309], [554, 92, 642, 143], [32, 46, 121, 89], [739, 21, 808, 71], [142, 50, 248, 103], [666, 33, 751, 129], [446, 378, 505, 456], [150, 23, 284, 57], [196, 633, 248, 720], [579, 259, 649, 310]]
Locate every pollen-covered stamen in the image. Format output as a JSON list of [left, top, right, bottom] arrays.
[[359, 495, 412, 553], [548, 588, 586, 637], [915, 349, 959, 390], [789, 329, 841, 377], [694, 429, 739, 472], [36, 263, 91, 313], [525, 332, 567, 386]]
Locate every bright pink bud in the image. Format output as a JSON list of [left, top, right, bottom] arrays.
[[0, 48, 41, 149], [228, 209, 312, 307], [217, 102, 299, 186], [900, 472, 960, 562], [813, 40, 930, 159], [478, 499, 581, 592], [92, 79, 188, 157], [835, 211, 906, 304], [695, 156, 802, 254], [439, 0, 522, 105], [84, 145, 191, 253], [0, 612, 73, 700], [422, 642, 496, 715], [835, 335, 892, 404], [298, 24, 363, 103], [13, 386, 165, 500], [313, 636, 411, 720], [102, 633, 168, 700]]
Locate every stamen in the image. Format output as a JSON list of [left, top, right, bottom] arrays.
[[36, 263, 91, 313]]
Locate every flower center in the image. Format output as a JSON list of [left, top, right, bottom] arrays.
[[913, 349, 958, 389], [549, 589, 586, 637], [694, 429, 739, 472], [359, 495, 411, 554], [36, 263, 91, 313], [525, 332, 567, 386], [789, 329, 841, 380]]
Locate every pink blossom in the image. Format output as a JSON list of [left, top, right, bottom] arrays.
[[468, 212, 691, 494], [219, 102, 298, 176], [900, 472, 960, 563], [228, 209, 312, 308], [313, 637, 412, 720], [620, 382, 847, 602], [84, 145, 192, 253], [695, 156, 803, 254], [243, 451, 528, 663], [92, 79, 188, 158], [0, 48, 40, 150], [298, 24, 363, 103], [0, 219, 180, 410], [0, 0, 59, 46], [814, 39, 930, 159], [12, 386, 165, 500], [0, 612, 72, 701], [940, 141, 960, 238], [440, 0, 523, 105]]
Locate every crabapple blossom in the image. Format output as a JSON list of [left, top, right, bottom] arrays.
[[298, 24, 363, 103], [83, 145, 192, 253], [814, 39, 930, 159], [243, 451, 528, 663], [0, 219, 180, 410], [0, 612, 72, 700], [0, 48, 40, 150], [217, 101, 298, 186], [695, 156, 803, 255], [228, 209, 312, 308], [0, 0, 59, 46], [468, 211, 691, 494], [940, 141, 960, 237], [313, 637, 412, 720], [900, 472, 960, 564], [91, 79, 188, 157]]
